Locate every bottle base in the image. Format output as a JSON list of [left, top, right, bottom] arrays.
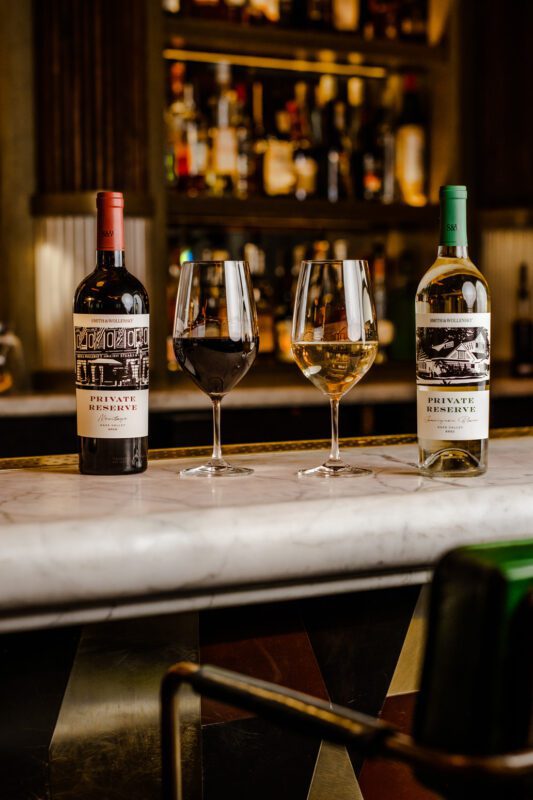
[[418, 446, 487, 478], [79, 464, 147, 476], [78, 436, 148, 475]]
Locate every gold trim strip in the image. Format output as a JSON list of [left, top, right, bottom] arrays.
[[0, 428, 530, 472], [162, 48, 387, 79]]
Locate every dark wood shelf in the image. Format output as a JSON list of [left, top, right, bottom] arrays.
[[167, 192, 438, 231], [31, 192, 154, 217], [164, 17, 447, 70], [477, 208, 533, 230]]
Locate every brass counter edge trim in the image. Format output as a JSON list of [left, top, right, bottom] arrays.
[[0, 427, 530, 472]]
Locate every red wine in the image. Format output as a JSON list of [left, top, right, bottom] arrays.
[[173, 336, 258, 396], [73, 192, 149, 475]]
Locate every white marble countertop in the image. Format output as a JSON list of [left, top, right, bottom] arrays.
[[0, 432, 531, 633]]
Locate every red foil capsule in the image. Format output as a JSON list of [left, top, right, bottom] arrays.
[[96, 191, 125, 251]]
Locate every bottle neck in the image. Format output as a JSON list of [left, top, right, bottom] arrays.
[[437, 245, 469, 259], [96, 250, 125, 269], [439, 195, 468, 250]]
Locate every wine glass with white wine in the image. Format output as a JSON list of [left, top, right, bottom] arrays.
[[292, 259, 378, 477]]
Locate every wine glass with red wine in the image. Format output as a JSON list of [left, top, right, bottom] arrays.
[[173, 260, 259, 476]]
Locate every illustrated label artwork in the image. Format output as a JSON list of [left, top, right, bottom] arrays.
[[416, 313, 490, 440], [74, 314, 149, 438]]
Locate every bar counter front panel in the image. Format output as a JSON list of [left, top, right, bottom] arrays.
[[0, 430, 531, 800], [0, 428, 531, 633]]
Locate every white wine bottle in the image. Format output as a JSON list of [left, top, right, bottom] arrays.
[[416, 186, 490, 476]]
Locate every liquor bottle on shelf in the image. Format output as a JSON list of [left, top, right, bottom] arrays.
[[246, 0, 281, 24], [360, 83, 383, 202], [274, 260, 295, 363], [416, 185, 490, 477], [251, 81, 267, 195], [346, 77, 364, 200], [313, 238, 331, 260], [399, 0, 427, 41], [189, 0, 223, 18], [363, 0, 400, 40], [307, 0, 332, 28], [332, 0, 360, 31], [209, 63, 239, 196], [181, 84, 209, 196], [289, 84, 318, 200], [166, 249, 185, 372], [263, 109, 296, 196], [311, 75, 338, 199], [388, 248, 418, 362], [0, 323, 28, 394], [234, 82, 254, 199], [332, 238, 348, 260], [73, 192, 149, 475], [164, 63, 187, 187], [512, 262, 533, 377], [279, 0, 294, 26], [325, 100, 349, 203], [377, 76, 399, 204], [162, 0, 181, 12], [372, 242, 395, 362], [395, 73, 427, 207], [224, 0, 247, 23]]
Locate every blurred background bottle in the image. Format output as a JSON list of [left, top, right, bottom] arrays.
[[512, 262, 533, 376], [395, 73, 427, 207], [164, 62, 428, 206]]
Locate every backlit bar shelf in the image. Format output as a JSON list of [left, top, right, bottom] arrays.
[[167, 192, 439, 232], [164, 17, 447, 70]]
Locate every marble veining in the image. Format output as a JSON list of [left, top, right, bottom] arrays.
[[0, 436, 531, 631]]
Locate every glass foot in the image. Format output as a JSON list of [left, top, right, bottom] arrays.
[[298, 462, 372, 478], [180, 460, 253, 477]]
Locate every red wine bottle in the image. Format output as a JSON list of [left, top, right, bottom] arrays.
[[73, 192, 149, 474]]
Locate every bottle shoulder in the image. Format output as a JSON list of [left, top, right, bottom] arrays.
[[74, 268, 149, 314], [416, 257, 490, 313], [417, 257, 487, 291]]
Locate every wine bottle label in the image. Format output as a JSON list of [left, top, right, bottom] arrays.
[[416, 313, 490, 384], [417, 387, 489, 441], [73, 314, 149, 438], [416, 312, 490, 440]]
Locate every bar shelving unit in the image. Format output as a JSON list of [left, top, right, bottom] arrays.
[[166, 193, 438, 232], [164, 15, 448, 67], [161, 10, 456, 236]]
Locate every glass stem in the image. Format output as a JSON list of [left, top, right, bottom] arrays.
[[211, 397, 223, 464], [329, 397, 341, 463]]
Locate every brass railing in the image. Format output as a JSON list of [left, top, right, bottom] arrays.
[[161, 661, 533, 800]]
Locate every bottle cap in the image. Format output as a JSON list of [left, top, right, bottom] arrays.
[[440, 185, 467, 199], [97, 191, 124, 208]]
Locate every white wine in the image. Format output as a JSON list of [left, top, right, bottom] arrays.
[[416, 186, 490, 476], [292, 341, 377, 398]]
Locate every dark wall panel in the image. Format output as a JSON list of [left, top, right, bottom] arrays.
[[33, 0, 148, 193], [475, 0, 533, 207]]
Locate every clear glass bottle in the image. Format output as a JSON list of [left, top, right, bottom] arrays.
[[395, 73, 427, 207], [416, 185, 490, 477]]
